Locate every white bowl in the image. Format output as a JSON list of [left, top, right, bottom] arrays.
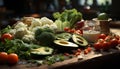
[[83, 30, 100, 42]]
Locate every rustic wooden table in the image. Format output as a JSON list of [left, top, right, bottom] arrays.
[[0, 28, 120, 69], [110, 28, 120, 35]]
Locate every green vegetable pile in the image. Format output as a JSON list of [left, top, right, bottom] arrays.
[[0, 39, 40, 59], [53, 9, 82, 31], [35, 28, 55, 46]]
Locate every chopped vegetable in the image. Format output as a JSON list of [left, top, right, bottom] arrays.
[[45, 54, 65, 65]]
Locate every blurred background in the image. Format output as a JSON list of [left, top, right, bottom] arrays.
[[0, 0, 120, 28]]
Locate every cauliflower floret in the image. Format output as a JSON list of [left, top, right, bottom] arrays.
[[30, 26, 41, 32], [31, 18, 42, 27], [29, 18, 42, 30], [22, 34, 36, 43], [14, 21, 27, 29], [26, 30, 35, 35], [9, 29, 16, 35], [40, 17, 54, 25], [41, 24, 50, 29], [49, 23, 57, 31], [14, 27, 28, 39], [22, 17, 34, 26]]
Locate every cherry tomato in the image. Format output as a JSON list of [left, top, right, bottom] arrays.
[[98, 39, 104, 43], [110, 38, 118, 48], [105, 35, 112, 41], [77, 49, 81, 52], [69, 29, 75, 33], [64, 27, 70, 32], [0, 52, 8, 64], [86, 47, 92, 52], [1, 33, 13, 42], [102, 41, 111, 50], [93, 42, 102, 50], [7, 53, 19, 65], [84, 49, 89, 54], [98, 34, 107, 39]]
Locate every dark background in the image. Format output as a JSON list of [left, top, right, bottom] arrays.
[[0, 0, 120, 20], [0, 0, 120, 29]]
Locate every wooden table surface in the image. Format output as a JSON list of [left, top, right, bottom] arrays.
[[0, 28, 120, 69], [110, 28, 120, 35]]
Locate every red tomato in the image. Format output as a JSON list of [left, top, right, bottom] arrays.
[[98, 34, 107, 39], [102, 41, 111, 50], [105, 35, 112, 41], [1, 33, 13, 42], [0, 52, 8, 64], [69, 29, 75, 33], [86, 47, 92, 52], [84, 49, 89, 54], [98, 39, 104, 43], [7, 53, 19, 65], [110, 38, 118, 48], [93, 42, 102, 50], [77, 49, 81, 52], [64, 27, 70, 32]]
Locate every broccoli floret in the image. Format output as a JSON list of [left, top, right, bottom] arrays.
[[35, 28, 44, 38], [35, 28, 54, 39], [35, 32, 55, 46], [43, 27, 54, 33]]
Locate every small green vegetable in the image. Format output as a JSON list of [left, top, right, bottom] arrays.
[[97, 13, 109, 20], [45, 54, 65, 65]]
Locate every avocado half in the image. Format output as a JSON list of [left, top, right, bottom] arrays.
[[54, 40, 78, 52], [30, 47, 53, 59], [54, 40, 78, 47], [71, 34, 88, 47]]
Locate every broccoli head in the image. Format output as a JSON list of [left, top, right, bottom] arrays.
[[35, 31, 55, 46]]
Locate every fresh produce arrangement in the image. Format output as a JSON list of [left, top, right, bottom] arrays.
[[0, 9, 120, 67]]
